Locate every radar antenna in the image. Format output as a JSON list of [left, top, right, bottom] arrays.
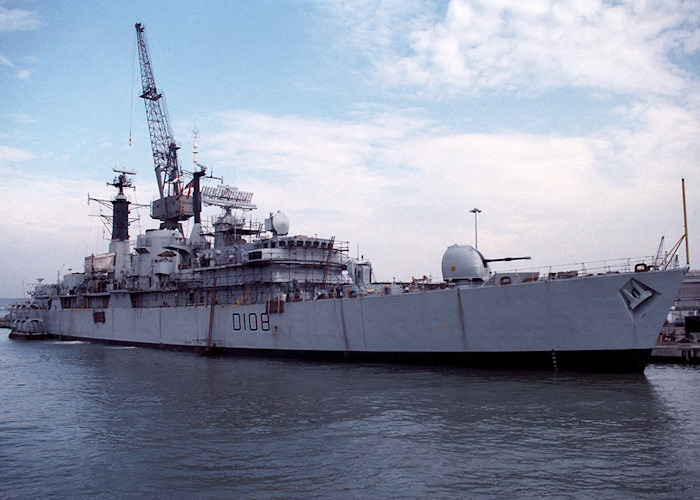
[[201, 185, 257, 211]]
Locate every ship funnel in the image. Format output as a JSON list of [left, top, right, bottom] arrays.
[[189, 222, 208, 250]]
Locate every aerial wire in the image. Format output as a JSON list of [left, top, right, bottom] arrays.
[[129, 28, 137, 148], [84, 192, 95, 257], [129, 29, 143, 236]]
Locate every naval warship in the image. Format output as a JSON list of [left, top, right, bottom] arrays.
[[8, 24, 687, 372]]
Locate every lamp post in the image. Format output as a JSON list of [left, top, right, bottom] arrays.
[[469, 208, 481, 249]]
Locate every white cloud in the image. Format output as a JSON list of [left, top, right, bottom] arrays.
[[15, 69, 30, 79], [603, 98, 700, 178], [0, 175, 103, 296], [328, 0, 698, 98], [0, 6, 43, 32], [8, 112, 37, 124], [2, 98, 697, 296], [0, 54, 11, 66], [202, 110, 409, 226], [197, 105, 698, 281], [0, 168, 157, 297], [0, 145, 35, 164]]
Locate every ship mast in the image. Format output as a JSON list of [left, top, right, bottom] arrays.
[[86, 168, 139, 281], [108, 169, 134, 242]]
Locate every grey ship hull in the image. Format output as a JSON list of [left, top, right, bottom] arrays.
[[42, 268, 685, 372], [25, 24, 683, 373]]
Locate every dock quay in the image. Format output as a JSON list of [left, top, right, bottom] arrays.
[[651, 341, 700, 364], [651, 270, 700, 365]]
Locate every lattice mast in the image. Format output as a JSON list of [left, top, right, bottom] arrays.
[[135, 23, 192, 229]]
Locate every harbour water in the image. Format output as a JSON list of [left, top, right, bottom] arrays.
[[1, 332, 699, 499]]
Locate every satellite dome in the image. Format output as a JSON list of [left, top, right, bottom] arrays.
[[442, 244, 490, 282], [269, 211, 289, 236]]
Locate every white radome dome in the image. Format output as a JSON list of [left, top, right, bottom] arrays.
[[442, 244, 490, 282], [270, 211, 290, 236]]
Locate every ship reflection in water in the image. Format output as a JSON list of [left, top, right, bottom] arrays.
[[1, 336, 699, 498]]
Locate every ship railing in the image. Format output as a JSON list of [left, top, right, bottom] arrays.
[[209, 244, 351, 268], [496, 254, 681, 283], [248, 254, 349, 266], [167, 272, 351, 290], [262, 239, 350, 254]]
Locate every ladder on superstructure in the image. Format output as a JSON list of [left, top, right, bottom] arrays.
[[321, 236, 335, 288]]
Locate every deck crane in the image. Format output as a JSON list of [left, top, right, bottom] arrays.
[[653, 236, 665, 269], [135, 23, 193, 229]]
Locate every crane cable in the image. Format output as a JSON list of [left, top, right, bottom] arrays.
[[129, 29, 137, 147]]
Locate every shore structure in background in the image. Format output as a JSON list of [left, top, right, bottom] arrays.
[[652, 270, 700, 364], [7, 23, 688, 373]]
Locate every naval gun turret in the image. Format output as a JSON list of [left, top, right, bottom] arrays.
[[442, 244, 491, 284], [442, 244, 531, 286]]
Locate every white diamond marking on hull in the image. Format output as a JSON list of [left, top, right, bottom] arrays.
[[620, 279, 655, 311]]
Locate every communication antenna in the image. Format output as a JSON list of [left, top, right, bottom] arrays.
[[113, 166, 137, 176], [682, 178, 690, 266], [193, 127, 199, 169]]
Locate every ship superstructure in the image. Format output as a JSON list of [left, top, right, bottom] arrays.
[[47, 168, 360, 311]]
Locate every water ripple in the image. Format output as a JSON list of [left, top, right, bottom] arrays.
[[0, 337, 699, 498]]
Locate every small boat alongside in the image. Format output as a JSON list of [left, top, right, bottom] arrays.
[[8, 303, 52, 340]]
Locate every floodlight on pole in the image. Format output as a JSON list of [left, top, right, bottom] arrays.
[[469, 208, 481, 249]]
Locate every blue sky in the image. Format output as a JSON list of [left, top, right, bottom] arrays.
[[1, 0, 698, 297]]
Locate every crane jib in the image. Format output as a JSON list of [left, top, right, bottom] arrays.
[[135, 23, 193, 229]]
